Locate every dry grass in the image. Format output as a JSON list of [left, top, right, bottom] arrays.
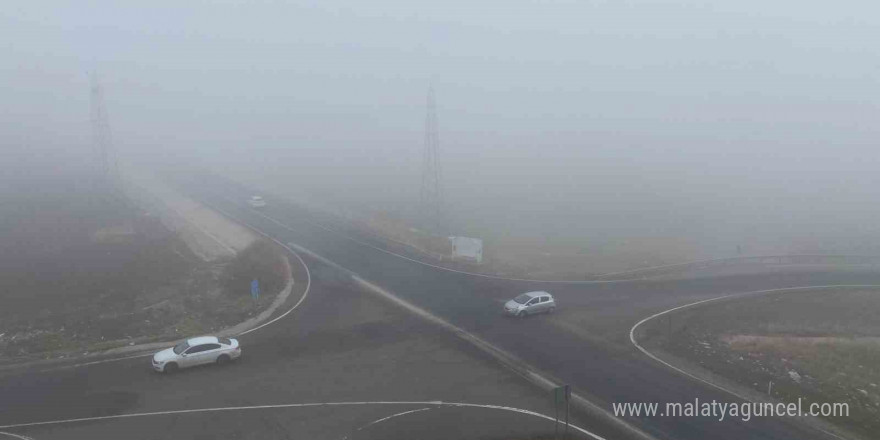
[[642, 288, 880, 438], [723, 334, 880, 353]]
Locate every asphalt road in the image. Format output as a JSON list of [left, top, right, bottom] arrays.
[[0, 257, 593, 439], [3, 168, 879, 440], [169, 170, 880, 440]]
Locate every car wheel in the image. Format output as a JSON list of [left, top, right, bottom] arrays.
[[216, 354, 230, 365], [548, 307, 556, 314], [164, 362, 178, 374], [518, 310, 528, 319]]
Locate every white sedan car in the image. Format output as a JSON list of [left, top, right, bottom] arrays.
[[152, 336, 241, 373], [248, 195, 267, 208]]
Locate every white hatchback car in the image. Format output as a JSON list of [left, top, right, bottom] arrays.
[[503, 291, 556, 318], [152, 336, 241, 373], [248, 195, 267, 208]]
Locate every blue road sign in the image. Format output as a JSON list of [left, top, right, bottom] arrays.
[[251, 279, 260, 300]]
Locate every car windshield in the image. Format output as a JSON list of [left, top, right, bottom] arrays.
[[513, 294, 532, 304], [219, 337, 231, 345], [173, 342, 190, 354]]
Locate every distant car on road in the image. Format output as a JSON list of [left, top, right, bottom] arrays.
[[152, 336, 241, 373], [503, 291, 555, 318], [248, 195, 267, 208]]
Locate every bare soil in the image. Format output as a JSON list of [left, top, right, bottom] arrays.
[[0, 177, 285, 362], [639, 288, 880, 438]]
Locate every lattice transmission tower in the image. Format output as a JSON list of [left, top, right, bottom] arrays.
[[90, 72, 118, 186], [420, 86, 444, 234]]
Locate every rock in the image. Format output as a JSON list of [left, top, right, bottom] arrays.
[[788, 370, 802, 383]]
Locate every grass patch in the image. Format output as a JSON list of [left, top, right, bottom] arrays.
[[641, 288, 880, 438]]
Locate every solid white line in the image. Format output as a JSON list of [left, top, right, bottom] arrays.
[[0, 431, 35, 440], [629, 284, 880, 439], [347, 271, 641, 440], [35, 206, 314, 372], [356, 407, 431, 431], [225, 194, 880, 285], [0, 400, 602, 438], [223, 195, 621, 284], [226, 206, 311, 336], [209, 196, 650, 440], [143, 190, 313, 338]]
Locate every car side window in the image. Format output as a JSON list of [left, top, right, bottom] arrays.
[[185, 345, 206, 355], [527, 298, 537, 305], [186, 344, 219, 354]]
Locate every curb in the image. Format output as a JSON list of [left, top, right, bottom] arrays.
[[0, 251, 295, 374], [285, 241, 657, 440], [630, 285, 880, 440]]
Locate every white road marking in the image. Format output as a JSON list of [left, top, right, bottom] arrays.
[[208, 195, 653, 440], [355, 407, 431, 431], [34, 211, 313, 372], [225, 207, 312, 336], [0, 400, 603, 439], [221, 194, 620, 284], [629, 284, 880, 440], [224, 193, 880, 285], [0, 432, 35, 440], [629, 284, 880, 399]]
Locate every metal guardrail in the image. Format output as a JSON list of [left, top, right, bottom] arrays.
[[594, 254, 880, 280]]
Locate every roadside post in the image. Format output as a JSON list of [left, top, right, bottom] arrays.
[[564, 384, 571, 439], [553, 384, 571, 439]]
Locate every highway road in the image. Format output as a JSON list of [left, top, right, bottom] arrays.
[[173, 171, 880, 440], [3, 168, 879, 440]]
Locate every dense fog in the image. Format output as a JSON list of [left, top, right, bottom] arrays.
[[4, 1, 879, 259]]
